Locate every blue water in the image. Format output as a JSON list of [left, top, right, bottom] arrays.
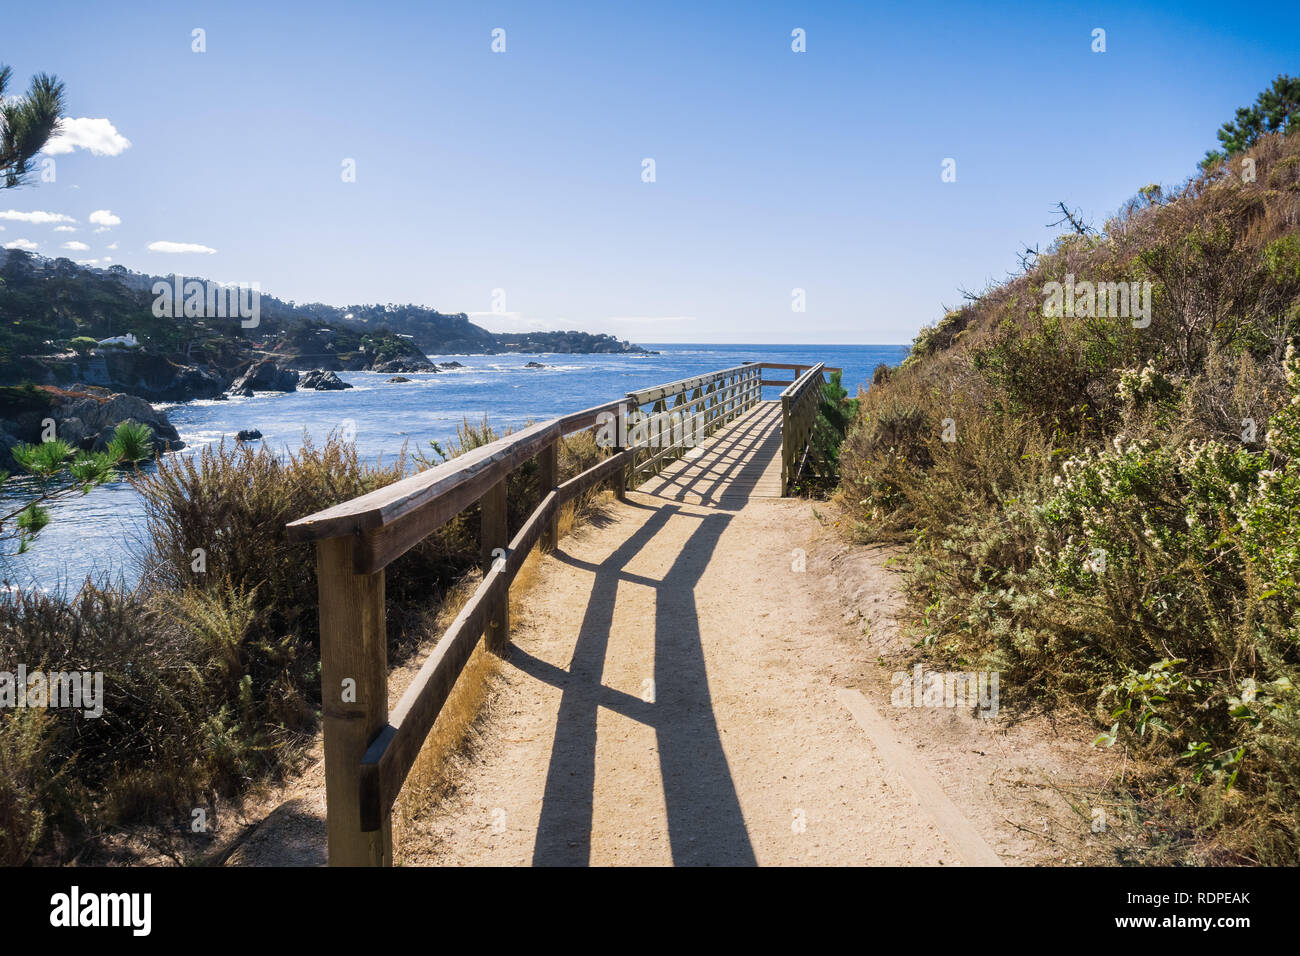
[[2, 344, 907, 591]]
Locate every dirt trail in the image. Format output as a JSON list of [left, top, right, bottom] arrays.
[[394, 491, 1123, 866], [228, 482, 1125, 867]]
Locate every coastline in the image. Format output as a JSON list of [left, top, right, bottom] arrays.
[[0, 344, 907, 591]]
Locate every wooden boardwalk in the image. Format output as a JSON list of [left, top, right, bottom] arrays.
[[287, 361, 835, 865], [636, 400, 783, 505]]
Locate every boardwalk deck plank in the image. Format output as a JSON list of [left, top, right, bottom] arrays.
[[637, 400, 784, 506]]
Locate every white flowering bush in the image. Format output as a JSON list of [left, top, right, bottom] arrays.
[[1116, 360, 1181, 408], [1032, 350, 1300, 828]]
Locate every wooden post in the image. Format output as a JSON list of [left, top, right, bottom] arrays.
[[781, 395, 792, 496], [316, 536, 391, 866], [481, 477, 509, 655], [612, 410, 627, 501], [540, 440, 558, 551]]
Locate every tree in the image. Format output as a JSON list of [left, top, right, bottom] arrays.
[[0, 64, 66, 189], [1203, 74, 1300, 169], [1, 421, 154, 556]]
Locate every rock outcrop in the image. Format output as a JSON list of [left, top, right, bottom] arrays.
[[299, 369, 353, 390], [372, 358, 437, 374], [16, 350, 226, 402], [230, 360, 299, 393], [0, 384, 183, 466]]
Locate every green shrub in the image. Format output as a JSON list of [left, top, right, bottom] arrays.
[[0, 417, 614, 862], [837, 128, 1300, 863]]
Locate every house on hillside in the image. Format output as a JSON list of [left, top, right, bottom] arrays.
[[97, 333, 140, 348]]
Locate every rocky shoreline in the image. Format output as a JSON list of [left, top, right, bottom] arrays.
[[0, 383, 184, 469], [0, 251, 658, 459]]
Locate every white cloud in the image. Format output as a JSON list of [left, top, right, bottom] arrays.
[[106, 242, 118, 249], [62, 240, 89, 251], [148, 240, 217, 254], [0, 210, 75, 224], [54, 225, 77, 232], [88, 209, 121, 227], [3, 239, 39, 250], [43, 118, 131, 156], [76, 258, 102, 266]]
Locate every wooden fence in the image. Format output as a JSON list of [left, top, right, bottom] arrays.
[[779, 363, 827, 495], [285, 359, 836, 865]]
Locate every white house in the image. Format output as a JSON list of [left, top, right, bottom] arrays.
[[97, 333, 140, 348]]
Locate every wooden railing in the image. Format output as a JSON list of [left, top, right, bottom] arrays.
[[625, 362, 762, 483], [285, 360, 835, 865], [780, 363, 826, 495]]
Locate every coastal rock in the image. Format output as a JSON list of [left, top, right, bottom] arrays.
[[59, 393, 181, 445], [0, 387, 185, 466], [230, 360, 299, 393], [300, 369, 353, 391], [236, 429, 262, 442], [524, 361, 547, 369], [0, 425, 20, 467], [17, 351, 226, 402], [386, 376, 411, 383], [372, 358, 437, 374], [438, 361, 465, 369], [157, 363, 226, 402], [228, 384, 255, 398]]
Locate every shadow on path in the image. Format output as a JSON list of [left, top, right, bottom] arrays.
[[524, 503, 756, 866]]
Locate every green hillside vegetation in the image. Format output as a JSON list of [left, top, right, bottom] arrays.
[[838, 112, 1300, 863], [0, 253, 460, 375]]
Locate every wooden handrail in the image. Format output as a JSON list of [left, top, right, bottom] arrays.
[[625, 362, 757, 405], [780, 363, 825, 495], [759, 362, 841, 375], [286, 359, 832, 865], [357, 450, 629, 831]]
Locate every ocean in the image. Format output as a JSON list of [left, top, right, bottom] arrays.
[[1, 343, 908, 591]]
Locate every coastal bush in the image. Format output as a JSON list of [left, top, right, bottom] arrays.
[[837, 126, 1300, 863], [0, 582, 209, 859], [0, 416, 620, 862], [793, 370, 858, 495]]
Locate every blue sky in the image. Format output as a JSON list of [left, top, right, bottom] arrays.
[[3, 0, 1298, 344]]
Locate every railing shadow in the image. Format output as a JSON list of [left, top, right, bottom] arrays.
[[638, 402, 782, 509], [523, 504, 756, 865]]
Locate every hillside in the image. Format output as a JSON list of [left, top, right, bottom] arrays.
[[0, 250, 653, 386], [837, 129, 1300, 863]]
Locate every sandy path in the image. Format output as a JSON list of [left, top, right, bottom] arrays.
[[228, 485, 1126, 867], [410, 492, 988, 866]]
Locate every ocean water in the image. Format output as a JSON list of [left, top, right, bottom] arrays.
[[1, 343, 907, 591]]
